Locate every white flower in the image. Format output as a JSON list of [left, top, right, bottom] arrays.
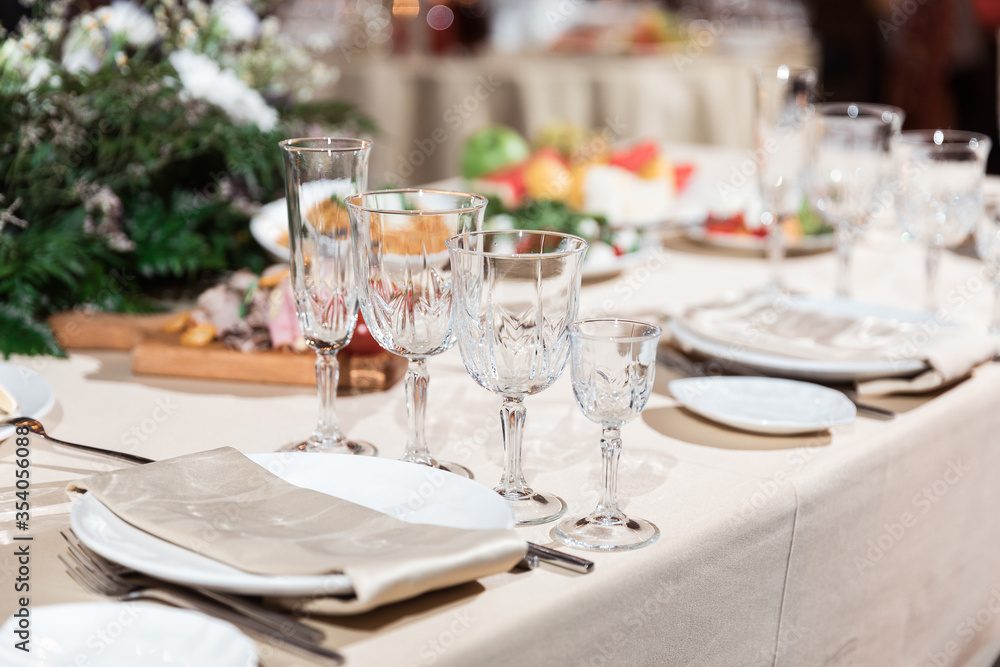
[[44, 20, 63, 40], [97, 1, 156, 47], [25, 60, 52, 90], [260, 16, 280, 39], [212, 0, 260, 42], [61, 25, 102, 74], [168, 49, 278, 131]]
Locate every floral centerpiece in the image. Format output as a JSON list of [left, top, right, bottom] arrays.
[[0, 0, 372, 357]]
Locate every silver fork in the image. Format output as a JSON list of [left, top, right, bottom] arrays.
[[59, 531, 343, 665]]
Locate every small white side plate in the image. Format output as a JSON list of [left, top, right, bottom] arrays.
[[0, 602, 257, 667], [0, 363, 56, 441], [669, 376, 856, 435]]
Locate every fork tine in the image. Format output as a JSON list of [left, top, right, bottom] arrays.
[[58, 554, 111, 596]]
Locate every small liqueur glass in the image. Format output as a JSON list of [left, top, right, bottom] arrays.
[[279, 137, 375, 455], [554, 318, 661, 551], [447, 230, 588, 525], [347, 189, 487, 476]]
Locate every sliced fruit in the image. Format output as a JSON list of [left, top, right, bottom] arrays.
[[609, 141, 660, 173], [523, 149, 572, 202], [0, 383, 18, 416], [162, 311, 191, 334], [180, 322, 217, 347]]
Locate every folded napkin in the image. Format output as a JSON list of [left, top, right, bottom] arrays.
[[67, 447, 527, 614], [676, 293, 998, 396]]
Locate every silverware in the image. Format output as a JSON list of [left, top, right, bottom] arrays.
[[527, 542, 594, 574], [23, 419, 595, 578], [657, 346, 896, 421], [4, 417, 153, 464], [60, 531, 342, 665]]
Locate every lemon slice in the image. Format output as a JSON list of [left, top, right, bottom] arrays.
[[0, 383, 18, 415]]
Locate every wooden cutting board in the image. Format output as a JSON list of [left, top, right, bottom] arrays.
[[48, 312, 406, 390]]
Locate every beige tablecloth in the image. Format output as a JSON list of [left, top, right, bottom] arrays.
[[3, 144, 1000, 666]]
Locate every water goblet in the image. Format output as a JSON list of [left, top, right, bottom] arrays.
[[895, 130, 991, 312], [279, 137, 375, 455], [753, 65, 819, 293], [554, 318, 661, 551], [808, 103, 903, 297], [347, 189, 487, 476], [447, 230, 588, 525]]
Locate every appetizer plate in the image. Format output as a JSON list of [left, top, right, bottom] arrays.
[[72, 454, 515, 596], [0, 602, 257, 667], [0, 363, 56, 441], [670, 296, 931, 382], [669, 376, 856, 435], [684, 225, 836, 251]]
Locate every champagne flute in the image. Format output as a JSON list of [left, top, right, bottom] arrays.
[[895, 130, 991, 312], [347, 189, 486, 476], [554, 318, 661, 551], [808, 103, 903, 297], [447, 230, 588, 525], [279, 137, 375, 455], [753, 65, 818, 293]]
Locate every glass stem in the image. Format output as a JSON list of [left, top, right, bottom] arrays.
[[990, 274, 1000, 337], [402, 357, 433, 464], [925, 243, 942, 313], [835, 222, 852, 298], [593, 427, 626, 523], [766, 214, 785, 294], [496, 396, 530, 499], [313, 349, 345, 444]]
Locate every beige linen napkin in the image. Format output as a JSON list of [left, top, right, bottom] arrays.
[[67, 447, 527, 614], [676, 293, 998, 396]]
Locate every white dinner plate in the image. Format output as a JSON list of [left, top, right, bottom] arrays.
[[684, 226, 836, 252], [0, 602, 257, 667], [669, 376, 856, 435], [670, 296, 931, 383], [71, 453, 515, 596], [0, 363, 56, 441]]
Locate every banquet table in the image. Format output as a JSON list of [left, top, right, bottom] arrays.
[[323, 37, 817, 187], [4, 143, 1000, 666]]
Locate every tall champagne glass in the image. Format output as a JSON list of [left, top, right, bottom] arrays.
[[279, 137, 375, 455], [808, 103, 903, 297], [895, 130, 991, 312], [554, 318, 661, 551], [447, 230, 588, 525], [754, 65, 818, 293], [347, 189, 486, 476]]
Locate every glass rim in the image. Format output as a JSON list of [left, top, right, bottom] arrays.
[[344, 188, 488, 216], [445, 229, 589, 258], [813, 102, 904, 121], [895, 129, 991, 148], [278, 137, 372, 153], [568, 318, 662, 342]]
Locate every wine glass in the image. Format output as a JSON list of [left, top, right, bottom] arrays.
[[975, 190, 1000, 336], [808, 103, 903, 297], [895, 130, 991, 312], [347, 189, 487, 476], [554, 318, 661, 552], [279, 137, 375, 455], [447, 230, 588, 525], [753, 65, 819, 293]]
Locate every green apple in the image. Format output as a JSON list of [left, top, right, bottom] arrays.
[[461, 126, 531, 180]]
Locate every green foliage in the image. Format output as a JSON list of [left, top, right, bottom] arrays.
[[485, 198, 613, 244]]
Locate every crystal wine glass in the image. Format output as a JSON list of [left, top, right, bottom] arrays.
[[347, 189, 487, 476], [808, 103, 903, 297], [554, 318, 661, 551], [975, 190, 1000, 336], [753, 65, 819, 293], [279, 137, 375, 455], [447, 230, 588, 525], [895, 130, 991, 312]]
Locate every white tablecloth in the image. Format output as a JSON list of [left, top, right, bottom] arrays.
[[3, 144, 1000, 666]]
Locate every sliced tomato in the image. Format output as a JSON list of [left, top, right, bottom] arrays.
[[609, 141, 660, 173], [480, 161, 528, 204]]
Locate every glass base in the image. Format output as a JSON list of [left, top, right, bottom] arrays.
[[401, 455, 474, 479], [281, 437, 377, 456], [553, 513, 659, 552], [498, 489, 566, 526]]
